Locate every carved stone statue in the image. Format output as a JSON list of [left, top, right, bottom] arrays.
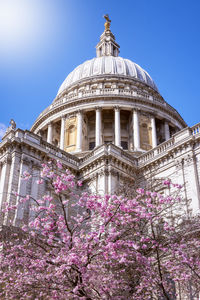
[[104, 14, 111, 31], [9, 119, 16, 130], [4, 119, 16, 136]]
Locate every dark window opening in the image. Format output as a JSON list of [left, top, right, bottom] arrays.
[[89, 142, 95, 150], [121, 141, 128, 150]]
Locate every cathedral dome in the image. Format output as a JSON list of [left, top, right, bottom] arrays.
[[57, 56, 158, 96], [31, 15, 187, 154]]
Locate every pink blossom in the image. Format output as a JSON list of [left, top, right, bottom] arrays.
[[36, 179, 44, 184], [56, 160, 62, 169], [163, 179, 171, 186], [0, 161, 197, 300], [22, 170, 32, 180], [77, 180, 83, 186]]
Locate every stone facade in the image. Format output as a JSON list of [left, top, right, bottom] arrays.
[[0, 124, 200, 226], [0, 20, 200, 227]]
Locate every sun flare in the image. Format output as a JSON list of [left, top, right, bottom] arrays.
[[0, 0, 60, 64], [0, 1, 37, 49]]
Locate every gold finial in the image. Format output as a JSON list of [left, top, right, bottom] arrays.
[[103, 14, 111, 31]]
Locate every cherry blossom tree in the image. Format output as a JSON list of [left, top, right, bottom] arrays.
[[0, 160, 200, 299]]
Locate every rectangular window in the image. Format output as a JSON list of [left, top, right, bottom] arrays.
[[121, 141, 128, 150], [89, 142, 95, 150]]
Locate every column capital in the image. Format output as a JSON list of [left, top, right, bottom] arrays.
[[2, 155, 12, 165], [149, 112, 157, 119], [67, 112, 76, 118], [164, 118, 170, 123], [61, 114, 66, 120], [77, 109, 83, 114], [114, 105, 120, 111], [132, 107, 141, 113], [95, 106, 102, 111]]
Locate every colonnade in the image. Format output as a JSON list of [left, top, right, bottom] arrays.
[[46, 107, 171, 152]]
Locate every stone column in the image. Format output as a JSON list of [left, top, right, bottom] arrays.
[[76, 110, 83, 152], [133, 109, 140, 150], [114, 106, 121, 147], [95, 107, 102, 147], [60, 116, 66, 150], [151, 115, 157, 148], [164, 120, 170, 141], [47, 122, 53, 144]]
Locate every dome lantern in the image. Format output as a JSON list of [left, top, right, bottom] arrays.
[[96, 14, 120, 57]]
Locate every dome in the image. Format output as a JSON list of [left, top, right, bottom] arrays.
[[31, 16, 187, 156], [57, 56, 158, 96]]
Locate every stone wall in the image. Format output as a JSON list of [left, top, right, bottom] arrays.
[[1, 124, 200, 227]]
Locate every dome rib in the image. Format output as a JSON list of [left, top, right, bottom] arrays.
[[57, 56, 158, 96]]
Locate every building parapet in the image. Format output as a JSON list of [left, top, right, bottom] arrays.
[[2, 123, 200, 175], [138, 123, 200, 166], [80, 143, 137, 168], [0, 129, 79, 169]]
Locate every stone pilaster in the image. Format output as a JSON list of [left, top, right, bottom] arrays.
[[3, 153, 21, 226], [14, 155, 30, 226], [184, 154, 200, 212]]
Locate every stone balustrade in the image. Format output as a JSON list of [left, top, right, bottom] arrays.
[[138, 122, 200, 166], [2, 123, 200, 177], [191, 123, 200, 135], [35, 86, 179, 126]]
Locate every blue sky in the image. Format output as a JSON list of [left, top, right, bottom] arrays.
[[0, 0, 200, 138]]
